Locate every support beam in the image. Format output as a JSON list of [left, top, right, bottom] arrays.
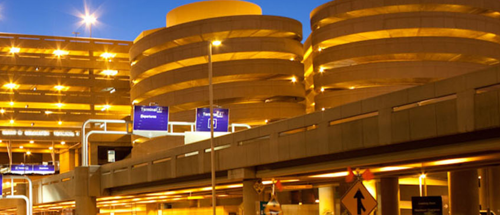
[[243, 179, 259, 215], [448, 169, 479, 215], [74, 167, 97, 215], [378, 177, 399, 215], [319, 186, 335, 215]]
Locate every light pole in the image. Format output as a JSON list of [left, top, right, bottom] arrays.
[[208, 39, 221, 215], [83, 15, 96, 38]]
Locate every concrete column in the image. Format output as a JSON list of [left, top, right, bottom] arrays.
[[17, 183, 27, 215], [60, 149, 76, 173], [319, 186, 335, 215], [448, 169, 479, 215], [145, 203, 159, 215], [378, 177, 399, 215], [480, 166, 500, 214], [74, 167, 97, 215], [243, 179, 259, 215]]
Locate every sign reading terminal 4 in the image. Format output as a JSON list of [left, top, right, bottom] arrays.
[[196, 108, 229, 132], [133, 105, 169, 138]]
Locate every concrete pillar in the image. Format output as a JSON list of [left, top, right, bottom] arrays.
[[243, 179, 259, 215], [17, 183, 27, 215], [74, 167, 97, 215], [319, 186, 335, 215], [60, 149, 76, 173], [448, 169, 479, 215], [480, 166, 500, 214], [378, 177, 399, 215], [145, 203, 159, 215]]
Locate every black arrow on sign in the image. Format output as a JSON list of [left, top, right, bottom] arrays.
[[354, 189, 366, 215]]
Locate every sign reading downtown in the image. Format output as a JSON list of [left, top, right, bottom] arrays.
[[133, 105, 169, 138], [9, 164, 55, 175], [196, 108, 229, 132]]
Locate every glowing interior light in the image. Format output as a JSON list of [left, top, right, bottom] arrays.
[[26, 151, 31, 155], [54, 85, 66, 91], [101, 105, 111, 111], [291, 77, 297, 83], [101, 70, 118, 76], [9, 101, 14, 106], [321, 107, 325, 111], [19, 146, 24, 149], [10, 47, 20, 53], [0, 109, 4, 114], [61, 141, 66, 145], [29, 140, 34, 144], [55, 103, 64, 108], [310, 171, 348, 178], [9, 119, 14, 124], [58, 121, 63, 125], [49, 146, 53, 150], [349, 86, 356, 90], [4, 83, 19, 89], [319, 67, 325, 73], [45, 111, 53, 115], [100, 53, 116, 59], [53, 50, 69, 56], [211, 40, 222, 46], [320, 87, 325, 92]]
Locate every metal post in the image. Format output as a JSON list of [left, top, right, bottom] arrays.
[[3, 175, 33, 215], [208, 41, 216, 215], [89, 24, 92, 38], [81, 119, 131, 166]]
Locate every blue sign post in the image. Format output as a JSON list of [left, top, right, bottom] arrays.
[[133, 105, 169, 138], [0, 174, 2, 193], [196, 108, 229, 132]]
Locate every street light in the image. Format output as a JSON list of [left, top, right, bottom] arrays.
[[208, 40, 221, 215], [83, 15, 96, 38]]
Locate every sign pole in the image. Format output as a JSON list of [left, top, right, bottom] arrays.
[[7, 140, 12, 166], [208, 41, 217, 215]]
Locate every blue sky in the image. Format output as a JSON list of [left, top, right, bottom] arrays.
[[0, 0, 331, 42]]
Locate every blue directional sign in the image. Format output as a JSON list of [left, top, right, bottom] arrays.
[[133, 105, 169, 138], [10, 164, 34, 174], [33, 165, 55, 175], [196, 108, 229, 132]]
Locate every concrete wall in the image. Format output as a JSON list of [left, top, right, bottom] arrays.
[[130, 14, 306, 133], [307, 0, 500, 110], [99, 65, 500, 192]]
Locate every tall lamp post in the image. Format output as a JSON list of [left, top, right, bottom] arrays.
[[208, 40, 221, 215], [83, 15, 96, 38]]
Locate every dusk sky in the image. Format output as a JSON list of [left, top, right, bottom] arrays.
[[0, 0, 332, 42]]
